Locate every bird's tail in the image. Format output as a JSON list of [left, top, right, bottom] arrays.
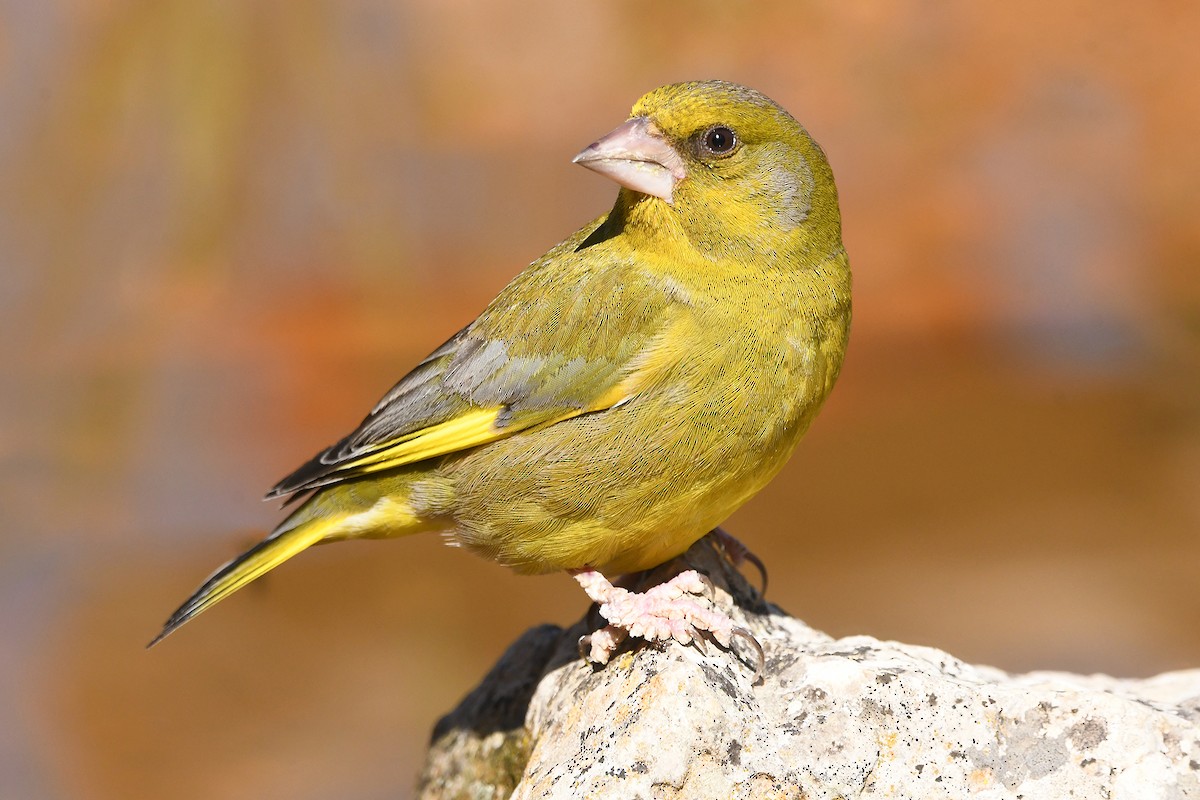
[[148, 510, 342, 648]]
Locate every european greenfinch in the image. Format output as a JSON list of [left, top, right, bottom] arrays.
[[151, 80, 852, 664]]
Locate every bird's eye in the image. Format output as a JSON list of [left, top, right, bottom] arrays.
[[700, 126, 738, 156]]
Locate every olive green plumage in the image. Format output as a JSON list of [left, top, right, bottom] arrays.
[[152, 80, 851, 645]]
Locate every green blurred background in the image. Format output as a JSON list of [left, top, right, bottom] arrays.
[[3, 1, 1199, 797]]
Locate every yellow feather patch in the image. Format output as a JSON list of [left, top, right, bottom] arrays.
[[147, 513, 342, 646], [333, 359, 665, 483], [193, 518, 334, 614], [338, 377, 648, 479], [587, 382, 635, 412], [339, 407, 510, 476]]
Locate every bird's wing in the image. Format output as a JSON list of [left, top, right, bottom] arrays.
[[267, 246, 680, 499]]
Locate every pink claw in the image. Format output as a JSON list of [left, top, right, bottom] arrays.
[[578, 625, 628, 664], [570, 568, 754, 667]]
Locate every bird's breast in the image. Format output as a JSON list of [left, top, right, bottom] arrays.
[[443, 269, 850, 576]]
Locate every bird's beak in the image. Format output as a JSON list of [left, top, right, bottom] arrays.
[[572, 116, 687, 204]]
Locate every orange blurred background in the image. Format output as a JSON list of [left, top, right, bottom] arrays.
[[3, 2, 1199, 797]]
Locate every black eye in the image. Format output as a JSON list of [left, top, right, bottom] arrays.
[[700, 126, 737, 156]]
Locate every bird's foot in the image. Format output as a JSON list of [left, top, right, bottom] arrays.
[[570, 568, 762, 674], [710, 527, 768, 596]]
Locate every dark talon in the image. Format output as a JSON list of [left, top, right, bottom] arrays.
[[742, 550, 768, 597], [577, 634, 592, 661], [711, 527, 768, 597], [730, 626, 765, 683]]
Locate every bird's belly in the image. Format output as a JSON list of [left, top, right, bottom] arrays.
[[442, 377, 816, 576]]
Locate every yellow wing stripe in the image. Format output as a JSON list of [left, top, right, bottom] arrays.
[[337, 406, 515, 476], [343, 387, 637, 477], [334, 376, 646, 480], [589, 380, 636, 412]]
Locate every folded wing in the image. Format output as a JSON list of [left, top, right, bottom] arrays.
[[267, 251, 679, 500]]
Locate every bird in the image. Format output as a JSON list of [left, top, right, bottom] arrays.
[[150, 79, 852, 665]]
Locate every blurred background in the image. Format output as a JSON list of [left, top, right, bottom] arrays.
[[2, 1, 1199, 797]]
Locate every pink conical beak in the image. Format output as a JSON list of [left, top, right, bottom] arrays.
[[572, 117, 687, 204]]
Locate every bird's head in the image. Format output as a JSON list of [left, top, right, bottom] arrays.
[[574, 80, 843, 265]]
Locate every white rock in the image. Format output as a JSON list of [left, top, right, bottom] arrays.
[[417, 538, 1200, 799]]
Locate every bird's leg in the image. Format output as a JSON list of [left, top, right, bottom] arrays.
[[570, 567, 743, 665], [710, 527, 768, 596]]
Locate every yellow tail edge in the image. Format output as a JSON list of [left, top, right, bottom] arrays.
[[148, 513, 341, 648]]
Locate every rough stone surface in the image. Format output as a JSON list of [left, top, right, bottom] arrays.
[[416, 537, 1200, 799]]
